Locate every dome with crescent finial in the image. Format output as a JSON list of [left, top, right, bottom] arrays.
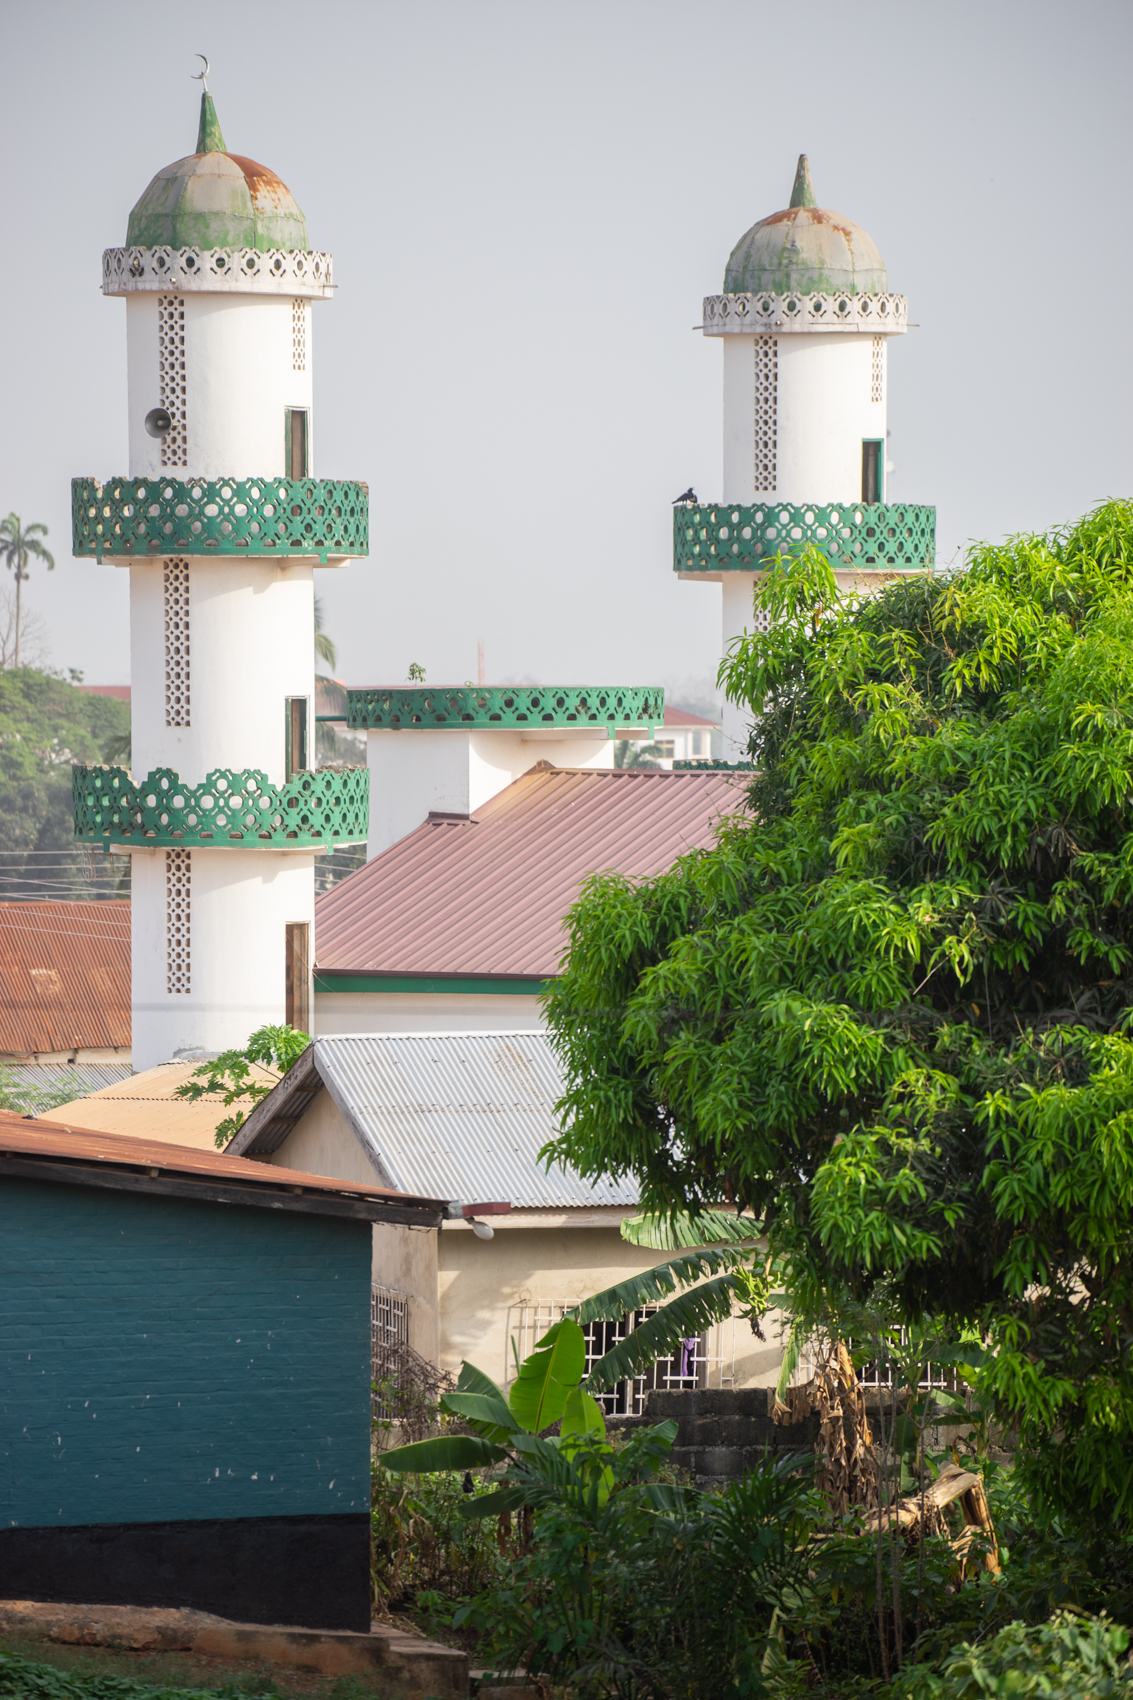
[[125, 93, 308, 253], [724, 156, 886, 296]]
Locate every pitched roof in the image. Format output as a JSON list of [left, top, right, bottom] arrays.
[[0, 1109, 450, 1225], [0, 901, 130, 1055], [315, 766, 742, 977], [663, 707, 720, 729], [229, 1031, 639, 1211], [43, 1060, 278, 1152]]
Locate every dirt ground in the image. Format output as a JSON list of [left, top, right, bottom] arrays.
[[0, 1628, 401, 1698]]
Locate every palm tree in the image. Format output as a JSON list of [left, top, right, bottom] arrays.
[[314, 595, 336, 674], [0, 515, 54, 668]]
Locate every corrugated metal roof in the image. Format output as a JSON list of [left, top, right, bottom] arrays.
[[315, 766, 742, 976], [44, 1061, 279, 1152], [235, 1032, 639, 1210], [0, 1108, 448, 1210], [0, 901, 130, 1054]]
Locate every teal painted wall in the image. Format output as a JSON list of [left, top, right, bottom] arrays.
[[0, 1178, 372, 1528]]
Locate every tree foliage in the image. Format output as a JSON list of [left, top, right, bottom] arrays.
[[0, 666, 129, 863], [543, 501, 1133, 1531], [176, 1023, 311, 1147]]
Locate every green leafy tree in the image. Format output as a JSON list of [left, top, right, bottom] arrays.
[[0, 667, 129, 893], [614, 738, 666, 769], [542, 501, 1133, 1535], [174, 1023, 311, 1148], [0, 516, 54, 669]]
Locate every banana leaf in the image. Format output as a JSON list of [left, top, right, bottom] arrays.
[[440, 1390, 517, 1442], [508, 1316, 586, 1432], [585, 1275, 739, 1389], [571, 1247, 746, 1325], [620, 1210, 759, 1249], [380, 1433, 508, 1473]]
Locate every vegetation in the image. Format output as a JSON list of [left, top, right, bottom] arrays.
[[0, 666, 129, 882], [174, 1024, 311, 1147], [0, 514, 55, 669], [542, 501, 1133, 1540]]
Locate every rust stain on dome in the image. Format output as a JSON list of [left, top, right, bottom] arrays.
[[227, 154, 300, 213], [759, 206, 858, 240]]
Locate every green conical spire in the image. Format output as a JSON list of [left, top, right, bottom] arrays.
[[195, 91, 227, 155], [789, 154, 816, 209]]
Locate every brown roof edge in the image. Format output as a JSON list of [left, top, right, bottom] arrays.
[[226, 1045, 321, 1158], [0, 1107, 450, 1228]]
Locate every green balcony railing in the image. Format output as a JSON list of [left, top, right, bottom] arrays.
[[72, 476, 369, 563], [73, 764, 369, 849], [347, 684, 664, 734], [674, 501, 935, 574]]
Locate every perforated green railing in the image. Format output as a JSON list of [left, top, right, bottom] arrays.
[[72, 477, 369, 562], [73, 764, 369, 848], [674, 502, 935, 573], [347, 685, 664, 733]]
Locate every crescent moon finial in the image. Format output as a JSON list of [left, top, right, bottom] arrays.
[[192, 54, 210, 91]]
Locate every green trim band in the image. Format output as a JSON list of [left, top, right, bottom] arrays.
[[347, 685, 663, 733], [72, 477, 369, 562], [73, 764, 369, 849], [314, 973, 550, 996], [675, 501, 935, 574]]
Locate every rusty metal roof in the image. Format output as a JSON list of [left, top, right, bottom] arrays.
[[0, 901, 130, 1055], [315, 766, 742, 977], [0, 1108, 449, 1225], [44, 1061, 279, 1152], [229, 1031, 639, 1210]]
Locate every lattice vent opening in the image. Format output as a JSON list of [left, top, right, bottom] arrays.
[[164, 559, 190, 727], [158, 296, 187, 467], [292, 299, 307, 372], [871, 336, 884, 404], [754, 336, 777, 493], [165, 848, 191, 993]]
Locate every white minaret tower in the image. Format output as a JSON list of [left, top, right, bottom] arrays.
[[73, 83, 369, 1069], [675, 156, 934, 759]]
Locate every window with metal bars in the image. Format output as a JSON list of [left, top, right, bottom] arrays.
[[507, 1303, 736, 1417], [371, 1285, 410, 1419]]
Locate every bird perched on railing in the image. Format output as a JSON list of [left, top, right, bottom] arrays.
[[673, 487, 698, 505]]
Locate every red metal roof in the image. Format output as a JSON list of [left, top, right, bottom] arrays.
[[663, 707, 720, 728], [0, 901, 130, 1054], [315, 765, 744, 977], [77, 685, 131, 702], [0, 1109, 448, 1210]]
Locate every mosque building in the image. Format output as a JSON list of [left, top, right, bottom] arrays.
[[674, 154, 935, 758], [71, 84, 370, 1071]]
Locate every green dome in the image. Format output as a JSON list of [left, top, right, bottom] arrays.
[[125, 94, 308, 253], [723, 155, 886, 297]]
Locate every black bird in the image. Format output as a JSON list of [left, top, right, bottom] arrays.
[[461, 1471, 475, 1494], [672, 487, 698, 505]]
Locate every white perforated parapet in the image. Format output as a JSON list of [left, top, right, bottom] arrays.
[[103, 247, 334, 299], [703, 292, 907, 335]]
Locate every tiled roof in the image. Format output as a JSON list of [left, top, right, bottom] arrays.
[[0, 1109, 450, 1223], [0, 901, 130, 1054], [43, 1061, 279, 1152], [315, 766, 742, 977], [662, 707, 720, 728], [230, 1031, 640, 1210]]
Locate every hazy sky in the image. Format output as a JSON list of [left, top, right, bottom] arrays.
[[4, 0, 1131, 699]]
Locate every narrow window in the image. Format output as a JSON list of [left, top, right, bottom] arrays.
[[285, 696, 308, 778], [861, 440, 882, 505], [166, 849, 191, 993], [753, 336, 777, 493], [285, 921, 310, 1032], [285, 408, 309, 480]]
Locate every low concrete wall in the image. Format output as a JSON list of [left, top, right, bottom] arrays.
[[625, 1387, 820, 1489]]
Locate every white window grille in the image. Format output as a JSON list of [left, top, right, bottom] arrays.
[[371, 1284, 410, 1419], [799, 1330, 961, 1393], [507, 1303, 736, 1418], [163, 559, 190, 727], [753, 336, 777, 493], [158, 296, 187, 467], [165, 849, 191, 993]]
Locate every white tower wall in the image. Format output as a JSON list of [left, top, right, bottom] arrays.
[[366, 729, 614, 859], [126, 292, 313, 480], [130, 556, 314, 785], [131, 847, 315, 1070], [722, 333, 886, 505]]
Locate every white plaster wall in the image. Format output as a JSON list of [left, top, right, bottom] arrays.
[[366, 728, 613, 859], [315, 991, 545, 1035], [130, 557, 313, 784], [131, 846, 314, 1069], [720, 574, 759, 760], [723, 333, 887, 505], [127, 292, 313, 481], [439, 1220, 784, 1391]]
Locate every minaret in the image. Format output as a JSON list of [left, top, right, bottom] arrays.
[[72, 85, 369, 1069], [674, 156, 935, 759]]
